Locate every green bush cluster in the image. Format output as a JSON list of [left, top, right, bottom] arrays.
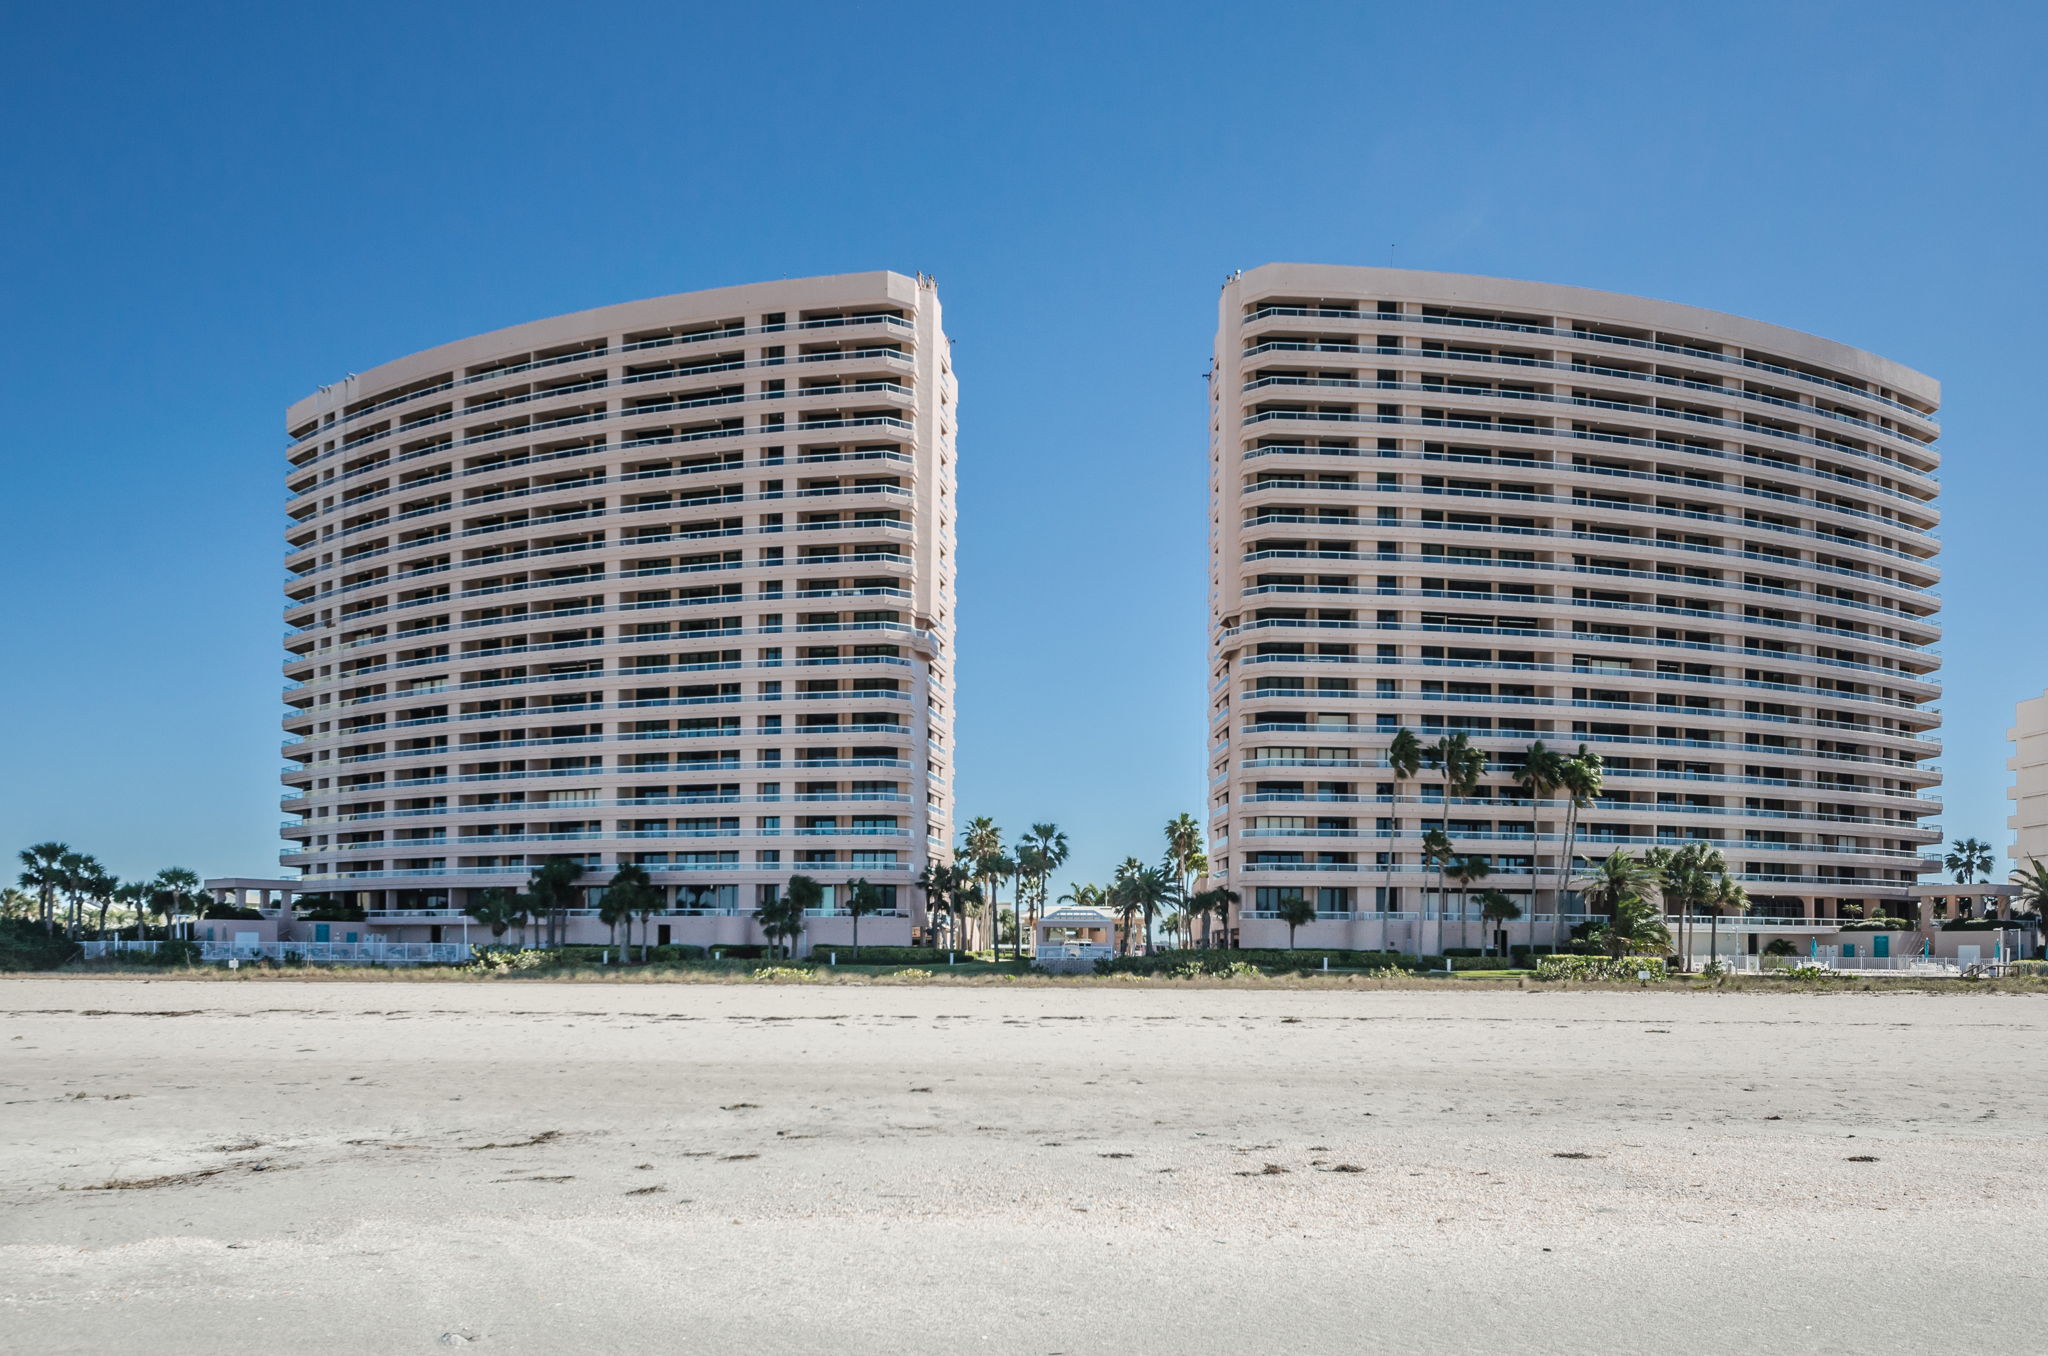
[[1096, 949, 1531, 977], [748, 965, 819, 983], [0, 919, 81, 972], [1534, 955, 1669, 983], [809, 945, 951, 965], [1097, 953, 1276, 978], [1839, 918, 1913, 931], [464, 946, 552, 975]]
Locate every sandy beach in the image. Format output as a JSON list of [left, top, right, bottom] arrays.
[[3, 977, 2045, 1354]]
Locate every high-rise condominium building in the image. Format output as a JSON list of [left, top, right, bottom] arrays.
[[1208, 265, 1942, 954], [280, 272, 955, 948], [2008, 691, 2048, 871]]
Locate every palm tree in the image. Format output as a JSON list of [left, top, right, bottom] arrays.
[[465, 886, 524, 945], [1275, 891, 1317, 949], [1425, 731, 1486, 803], [0, 887, 35, 922], [17, 841, 69, 933], [1109, 858, 1147, 954], [1945, 837, 1994, 884], [917, 860, 960, 951], [1420, 827, 1455, 955], [1424, 732, 1485, 953], [986, 853, 1019, 955], [1126, 863, 1171, 954], [1385, 726, 1423, 950], [83, 863, 119, 937], [1570, 850, 1666, 960], [960, 817, 1004, 953], [758, 876, 815, 958], [1026, 822, 1070, 937], [525, 856, 586, 948], [1512, 741, 1566, 931], [1706, 872, 1749, 970], [1642, 845, 1677, 963], [1445, 854, 1491, 951], [1661, 841, 1726, 972], [1163, 812, 1204, 940], [597, 886, 634, 954], [1189, 885, 1239, 950], [1551, 747, 1605, 951], [604, 863, 657, 959], [2011, 859, 2048, 919], [1478, 888, 1521, 956], [150, 867, 203, 941], [844, 876, 885, 960], [1591, 892, 1673, 961], [57, 850, 101, 936]]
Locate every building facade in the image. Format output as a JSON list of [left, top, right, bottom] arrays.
[[2008, 691, 2048, 871], [1207, 265, 1943, 954], [280, 272, 956, 948]]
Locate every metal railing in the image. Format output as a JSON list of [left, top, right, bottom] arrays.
[[82, 939, 471, 965]]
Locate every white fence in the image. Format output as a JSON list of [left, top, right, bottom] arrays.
[[1714, 953, 1962, 976], [81, 940, 471, 966]]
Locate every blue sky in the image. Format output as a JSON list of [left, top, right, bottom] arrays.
[[1, 2, 2043, 888]]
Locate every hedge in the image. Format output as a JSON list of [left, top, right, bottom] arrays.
[[556, 943, 716, 964], [1534, 955, 1669, 983], [809, 945, 952, 965]]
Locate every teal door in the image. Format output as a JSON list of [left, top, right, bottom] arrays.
[[1841, 943, 1857, 958], [1873, 935, 1890, 958], [314, 923, 330, 942]]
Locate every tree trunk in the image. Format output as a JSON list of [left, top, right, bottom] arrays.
[[1553, 803, 1578, 954]]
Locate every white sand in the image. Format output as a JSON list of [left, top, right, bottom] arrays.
[[3, 977, 2045, 1354]]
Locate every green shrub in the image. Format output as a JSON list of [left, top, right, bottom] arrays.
[[144, 940, 204, 967], [749, 965, 819, 983], [464, 946, 553, 975], [643, 944, 709, 963], [1840, 918, 1912, 931], [1097, 949, 1411, 976], [1442, 947, 1482, 958], [1941, 918, 2017, 931], [1534, 955, 1668, 983], [202, 905, 266, 920], [810, 945, 950, 965], [0, 919, 80, 972], [1097, 954, 1271, 978], [709, 944, 770, 960]]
